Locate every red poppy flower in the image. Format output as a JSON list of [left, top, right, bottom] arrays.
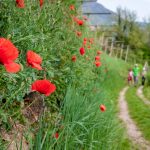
[[97, 50, 102, 55], [95, 56, 100, 61], [31, 80, 56, 96], [84, 38, 87, 41], [72, 55, 76, 62], [80, 47, 85, 55], [89, 38, 94, 44], [55, 132, 59, 139], [83, 16, 88, 21], [4, 62, 21, 73], [26, 50, 42, 70], [95, 61, 101, 67], [100, 104, 106, 112], [70, 5, 75, 11], [73, 17, 78, 22], [76, 19, 84, 26], [39, 0, 44, 7], [87, 45, 91, 49], [76, 31, 82, 37], [16, 0, 25, 8], [0, 38, 20, 73], [83, 40, 87, 46], [0, 38, 19, 64]]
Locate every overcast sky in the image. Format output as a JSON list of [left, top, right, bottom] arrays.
[[97, 0, 150, 21]]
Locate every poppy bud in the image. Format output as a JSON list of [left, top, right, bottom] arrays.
[[100, 104, 106, 112]]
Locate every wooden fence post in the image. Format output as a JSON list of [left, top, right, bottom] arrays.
[[120, 44, 124, 59], [125, 45, 129, 62], [109, 39, 114, 56], [100, 33, 104, 46], [104, 38, 108, 53]]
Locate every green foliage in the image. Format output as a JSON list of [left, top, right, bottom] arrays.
[[102, 7, 150, 64], [0, 0, 81, 107], [146, 72, 150, 86], [31, 54, 133, 149]]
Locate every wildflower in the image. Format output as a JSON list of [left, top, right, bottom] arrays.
[[97, 50, 102, 55], [80, 47, 85, 55], [0, 38, 20, 73], [31, 80, 56, 96], [0, 38, 19, 64], [87, 45, 91, 49], [76, 19, 84, 26], [70, 5, 75, 11], [84, 38, 87, 41], [16, 0, 25, 8], [73, 17, 78, 22], [95, 56, 100, 61], [83, 40, 87, 46], [55, 132, 59, 139], [39, 0, 44, 7], [72, 55, 77, 62], [89, 38, 94, 44], [4, 62, 21, 73], [76, 31, 82, 37], [95, 61, 101, 67], [26, 50, 42, 70], [83, 16, 88, 21], [100, 104, 106, 112]]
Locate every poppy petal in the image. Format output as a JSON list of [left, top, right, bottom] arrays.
[[31, 62, 43, 70], [4, 62, 21, 73], [39, 0, 44, 7], [26, 50, 42, 70], [16, 0, 25, 8], [31, 80, 56, 96], [0, 38, 19, 64]]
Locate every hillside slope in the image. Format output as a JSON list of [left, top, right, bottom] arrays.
[[0, 0, 133, 149]]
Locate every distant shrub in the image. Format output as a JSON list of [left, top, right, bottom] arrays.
[[146, 72, 150, 86]]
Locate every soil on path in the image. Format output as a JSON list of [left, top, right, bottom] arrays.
[[118, 86, 150, 150], [137, 86, 150, 105]]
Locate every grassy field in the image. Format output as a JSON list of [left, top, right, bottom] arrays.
[[126, 87, 150, 141]]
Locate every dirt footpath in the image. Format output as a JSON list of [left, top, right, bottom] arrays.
[[118, 86, 150, 150]]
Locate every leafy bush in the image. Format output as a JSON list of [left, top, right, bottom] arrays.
[[146, 72, 150, 86]]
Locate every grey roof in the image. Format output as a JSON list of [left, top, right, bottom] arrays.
[[82, 1, 116, 26], [82, 2, 113, 14], [87, 14, 115, 26]]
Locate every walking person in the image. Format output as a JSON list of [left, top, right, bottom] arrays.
[[128, 68, 133, 86], [141, 67, 146, 86], [133, 64, 139, 86]]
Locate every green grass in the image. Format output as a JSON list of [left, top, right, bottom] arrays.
[[30, 56, 134, 149], [126, 87, 150, 141], [143, 86, 150, 100]]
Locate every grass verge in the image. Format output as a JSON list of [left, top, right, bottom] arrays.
[[143, 86, 150, 100], [31, 56, 133, 150], [126, 87, 150, 141]]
